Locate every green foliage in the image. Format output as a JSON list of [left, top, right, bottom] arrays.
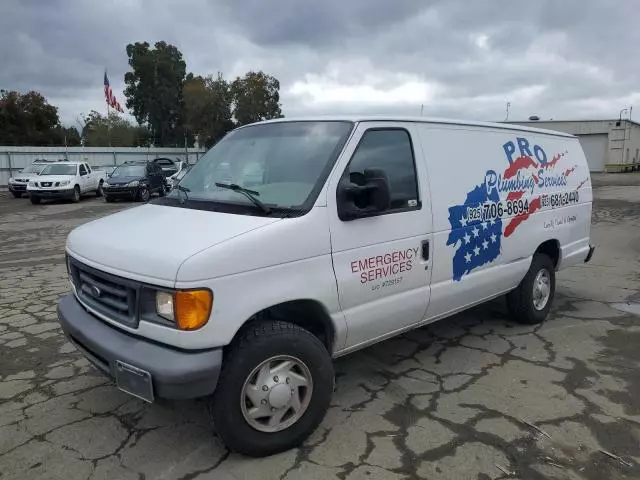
[[124, 41, 187, 147], [230, 71, 283, 126], [183, 73, 234, 148], [0, 90, 63, 145], [81, 110, 151, 147]]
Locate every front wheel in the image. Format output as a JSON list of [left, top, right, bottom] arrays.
[[30, 195, 41, 205], [137, 186, 150, 202], [96, 181, 104, 197], [11, 191, 22, 199], [507, 253, 556, 325], [72, 185, 81, 203], [211, 321, 334, 457]]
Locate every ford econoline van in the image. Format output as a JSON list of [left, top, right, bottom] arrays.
[[58, 116, 594, 456]]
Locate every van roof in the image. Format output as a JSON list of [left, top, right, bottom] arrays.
[[248, 116, 576, 139]]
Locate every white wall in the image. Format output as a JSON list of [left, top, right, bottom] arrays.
[[0, 146, 206, 187]]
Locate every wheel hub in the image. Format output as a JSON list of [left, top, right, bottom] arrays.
[[533, 268, 551, 310], [268, 383, 292, 409], [240, 355, 313, 433]]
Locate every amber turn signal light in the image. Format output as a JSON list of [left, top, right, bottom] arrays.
[[175, 289, 213, 330]]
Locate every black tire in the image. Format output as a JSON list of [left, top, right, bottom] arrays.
[[158, 185, 165, 197], [105, 196, 114, 203], [96, 181, 104, 197], [11, 191, 22, 199], [211, 320, 334, 457], [507, 253, 556, 325], [30, 195, 41, 205], [137, 186, 150, 202], [72, 185, 81, 203]]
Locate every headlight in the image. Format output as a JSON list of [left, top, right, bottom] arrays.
[[155, 289, 212, 330], [8, 177, 14, 183], [103, 182, 111, 187], [127, 180, 139, 187], [28, 181, 37, 187], [155, 291, 174, 320], [59, 180, 70, 186]]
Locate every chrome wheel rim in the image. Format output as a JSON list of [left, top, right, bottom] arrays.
[[533, 268, 551, 310], [240, 355, 313, 433], [141, 188, 149, 201]]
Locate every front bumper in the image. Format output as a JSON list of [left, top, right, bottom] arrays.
[[104, 186, 140, 200], [57, 294, 223, 400], [29, 188, 75, 198], [9, 184, 27, 193]]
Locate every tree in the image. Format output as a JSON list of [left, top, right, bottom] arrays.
[[0, 90, 62, 145], [53, 126, 82, 146], [231, 71, 283, 126], [183, 73, 234, 148], [124, 41, 186, 146], [82, 110, 151, 147]]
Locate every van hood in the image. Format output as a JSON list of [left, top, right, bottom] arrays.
[[66, 204, 281, 284]]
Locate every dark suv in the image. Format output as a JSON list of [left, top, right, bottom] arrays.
[[103, 161, 165, 202]]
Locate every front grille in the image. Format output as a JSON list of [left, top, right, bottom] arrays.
[[68, 257, 139, 328], [106, 186, 133, 193], [41, 182, 52, 187]]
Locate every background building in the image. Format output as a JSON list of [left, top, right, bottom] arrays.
[[505, 119, 640, 172]]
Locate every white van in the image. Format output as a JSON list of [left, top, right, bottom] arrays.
[[58, 116, 594, 456]]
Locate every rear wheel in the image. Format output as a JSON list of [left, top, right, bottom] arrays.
[[105, 196, 114, 203], [30, 195, 41, 205], [507, 253, 556, 325], [211, 320, 334, 457], [72, 185, 81, 203], [96, 181, 104, 197]]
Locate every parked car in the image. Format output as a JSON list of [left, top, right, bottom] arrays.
[[166, 164, 192, 191], [103, 161, 166, 202], [151, 157, 181, 178], [8, 160, 54, 198], [58, 116, 594, 457], [27, 161, 106, 204]]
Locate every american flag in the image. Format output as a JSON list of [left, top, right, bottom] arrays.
[[104, 71, 124, 113], [446, 182, 503, 281]]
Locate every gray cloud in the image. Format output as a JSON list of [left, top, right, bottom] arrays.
[[1, 0, 638, 126]]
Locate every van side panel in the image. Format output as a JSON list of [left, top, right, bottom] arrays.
[[415, 124, 592, 321]]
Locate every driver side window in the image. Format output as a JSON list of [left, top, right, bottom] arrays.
[[345, 128, 420, 212], [79, 164, 87, 176]]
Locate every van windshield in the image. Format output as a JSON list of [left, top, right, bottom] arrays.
[[164, 121, 353, 215]]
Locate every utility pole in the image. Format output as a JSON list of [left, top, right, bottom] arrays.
[[420, 104, 424, 116], [504, 102, 511, 121]]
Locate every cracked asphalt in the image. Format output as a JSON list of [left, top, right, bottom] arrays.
[[1, 173, 640, 480]]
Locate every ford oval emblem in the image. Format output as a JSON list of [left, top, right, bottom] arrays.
[[90, 285, 102, 297]]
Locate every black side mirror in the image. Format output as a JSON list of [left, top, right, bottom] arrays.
[[337, 168, 391, 221]]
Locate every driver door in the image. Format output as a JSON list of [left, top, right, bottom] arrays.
[[327, 123, 433, 350]]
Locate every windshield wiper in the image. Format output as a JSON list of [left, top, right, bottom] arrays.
[[215, 183, 271, 215], [175, 185, 190, 204]]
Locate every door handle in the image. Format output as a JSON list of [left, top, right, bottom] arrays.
[[421, 240, 430, 261]]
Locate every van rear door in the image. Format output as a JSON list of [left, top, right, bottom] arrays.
[[327, 122, 433, 350]]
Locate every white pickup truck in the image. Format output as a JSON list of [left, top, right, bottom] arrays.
[[27, 161, 106, 204]]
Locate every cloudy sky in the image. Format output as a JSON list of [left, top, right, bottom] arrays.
[[2, 0, 639, 126]]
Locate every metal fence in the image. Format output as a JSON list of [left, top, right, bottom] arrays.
[[0, 146, 207, 187]]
